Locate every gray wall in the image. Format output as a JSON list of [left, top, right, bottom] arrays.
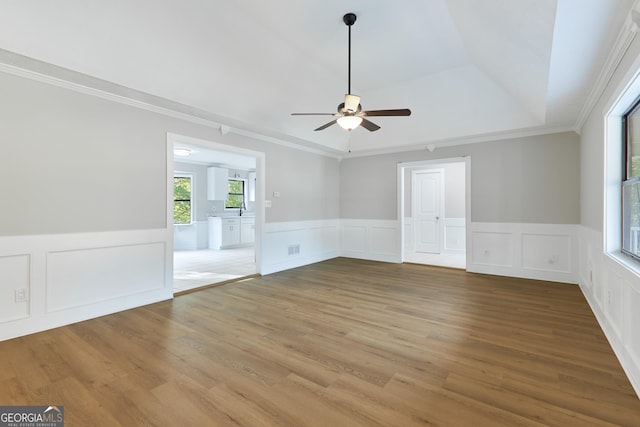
[[341, 131, 580, 224], [265, 144, 340, 222], [0, 71, 340, 236]]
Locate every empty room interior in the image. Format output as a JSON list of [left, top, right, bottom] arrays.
[[3, 1, 640, 425]]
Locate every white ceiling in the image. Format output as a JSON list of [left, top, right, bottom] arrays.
[[173, 142, 256, 170], [0, 0, 633, 155]]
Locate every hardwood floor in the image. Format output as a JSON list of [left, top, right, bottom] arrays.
[[1, 258, 639, 426]]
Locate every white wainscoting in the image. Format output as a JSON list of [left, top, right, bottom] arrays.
[[173, 220, 208, 251], [0, 254, 30, 323], [261, 219, 340, 275], [341, 219, 401, 263], [0, 229, 172, 341], [577, 225, 640, 397], [403, 217, 466, 254], [444, 218, 466, 253], [467, 222, 577, 284]]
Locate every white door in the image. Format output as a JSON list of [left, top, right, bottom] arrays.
[[412, 170, 443, 254]]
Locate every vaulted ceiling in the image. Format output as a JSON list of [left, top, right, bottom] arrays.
[[0, 0, 633, 155]]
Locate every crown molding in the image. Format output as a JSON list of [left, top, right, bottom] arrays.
[[0, 54, 342, 160], [575, 0, 640, 131], [341, 124, 577, 159]]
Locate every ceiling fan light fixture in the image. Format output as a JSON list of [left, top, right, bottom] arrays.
[[337, 115, 363, 131], [290, 12, 411, 135]]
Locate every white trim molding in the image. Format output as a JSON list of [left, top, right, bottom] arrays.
[[467, 222, 578, 284], [402, 217, 466, 254], [261, 219, 340, 275], [0, 228, 173, 341], [443, 218, 466, 253], [577, 225, 640, 397], [0, 54, 343, 160], [340, 219, 401, 263], [576, 0, 640, 131]]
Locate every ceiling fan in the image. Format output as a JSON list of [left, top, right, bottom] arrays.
[[291, 13, 411, 132]]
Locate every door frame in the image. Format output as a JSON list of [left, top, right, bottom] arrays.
[[397, 156, 471, 266], [166, 132, 266, 277], [411, 168, 445, 254]]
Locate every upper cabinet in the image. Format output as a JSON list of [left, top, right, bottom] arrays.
[[248, 171, 256, 202], [207, 167, 228, 200]]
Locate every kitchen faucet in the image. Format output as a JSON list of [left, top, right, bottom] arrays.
[[239, 200, 246, 216]]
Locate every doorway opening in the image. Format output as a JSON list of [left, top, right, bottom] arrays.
[[167, 133, 264, 294], [398, 157, 470, 269]]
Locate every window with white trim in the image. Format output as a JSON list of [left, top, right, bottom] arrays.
[[173, 175, 193, 224], [225, 179, 245, 209], [623, 98, 640, 259]]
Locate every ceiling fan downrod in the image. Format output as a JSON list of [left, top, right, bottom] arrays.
[[290, 12, 411, 133], [343, 13, 357, 95]]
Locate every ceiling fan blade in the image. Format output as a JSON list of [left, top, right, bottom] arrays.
[[344, 94, 361, 112], [360, 118, 381, 132], [291, 113, 336, 116], [314, 120, 338, 131], [362, 109, 411, 117]]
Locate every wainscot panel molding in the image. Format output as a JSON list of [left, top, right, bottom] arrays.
[[403, 217, 466, 254], [577, 225, 640, 397], [0, 254, 30, 323], [444, 218, 466, 253], [173, 220, 208, 251], [261, 219, 340, 275], [467, 222, 578, 284], [0, 229, 173, 341], [341, 219, 401, 263]]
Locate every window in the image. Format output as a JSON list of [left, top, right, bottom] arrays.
[[225, 179, 245, 209], [173, 175, 192, 224], [622, 98, 640, 259]]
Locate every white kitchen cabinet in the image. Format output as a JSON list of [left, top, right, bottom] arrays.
[[221, 218, 240, 247], [208, 217, 222, 249], [207, 167, 228, 200], [240, 217, 255, 244], [209, 217, 254, 249]]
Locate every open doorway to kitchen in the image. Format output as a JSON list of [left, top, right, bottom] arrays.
[[398, 157, 470, 269], [168, 133, 264, 294]]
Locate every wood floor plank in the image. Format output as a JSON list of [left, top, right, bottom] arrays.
[[442, 372, 620, 427], [0, 257, 639, 426]]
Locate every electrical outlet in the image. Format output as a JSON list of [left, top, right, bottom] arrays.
[[15, 288, 28, 303]]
